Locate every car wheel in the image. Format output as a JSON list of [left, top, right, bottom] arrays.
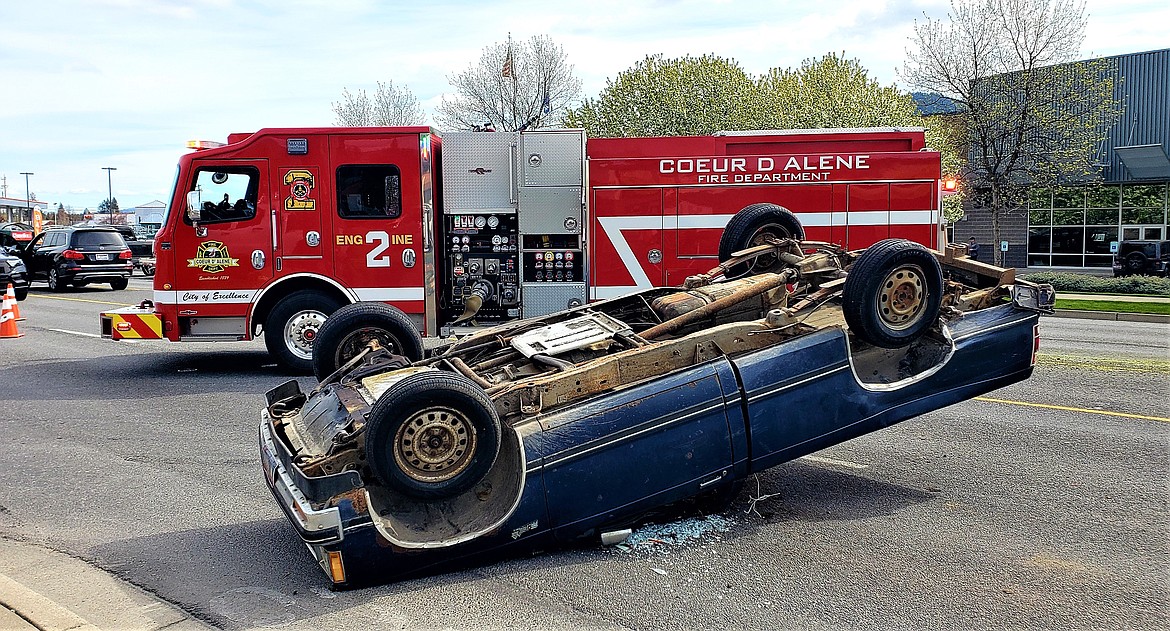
[[718, 203, 805, 276], [843, 239, 943, 348], [47, 268, 68, 292], [142, 264, 156, 277], [264, 291, 344, 374], [14, 287, 27, 301], [1125, 251, 1147, 273], [312, 302, 424, 381], [364, 371, 502, 500], [110, 277, 128, 291]]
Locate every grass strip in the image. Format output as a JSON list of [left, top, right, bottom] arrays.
[[1055, 298, 1170, 315]]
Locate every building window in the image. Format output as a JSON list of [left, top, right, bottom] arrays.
[[1026, 182, 1168, 269]]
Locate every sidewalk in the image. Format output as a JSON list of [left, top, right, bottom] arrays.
[[0, 538, 212, 631]]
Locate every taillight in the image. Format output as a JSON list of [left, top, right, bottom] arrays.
[[1031, 323, 1040, 367], [62, 249, 84, 260], [118, 249, 133, 260]]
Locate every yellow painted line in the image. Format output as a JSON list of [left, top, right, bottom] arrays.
[[25, 294, 133, 307], [1036, 353, 1170, 375], [975, 396, 1170, 423]]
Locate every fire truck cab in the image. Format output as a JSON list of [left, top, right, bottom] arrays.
[[101, 126, 943, 373]]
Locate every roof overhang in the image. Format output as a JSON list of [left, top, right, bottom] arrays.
[[1114, 144, 1170, 180]]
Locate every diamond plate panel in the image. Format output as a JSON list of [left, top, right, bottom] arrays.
[[518, 187, 583, 234], [441, 132, 518, 213], [520, 130, 584, 187], [521, 283, 586, 318]]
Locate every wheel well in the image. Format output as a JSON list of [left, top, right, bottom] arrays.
[[251, 277, 352, 336]]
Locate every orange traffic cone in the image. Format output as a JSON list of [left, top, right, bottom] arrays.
[[5, 283, 23, 321], [1, 290, 23, 339]]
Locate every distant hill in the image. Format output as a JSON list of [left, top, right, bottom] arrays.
[[912, 92, 963, 115]]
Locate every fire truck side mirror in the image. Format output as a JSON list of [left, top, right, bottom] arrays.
[[186, 190, 203, 224]]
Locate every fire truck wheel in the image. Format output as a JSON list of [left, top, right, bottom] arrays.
[[265, 291, 344, 374], [842, 239, 943, 349], [718, 203, 805, 276], [312, 302, 424, 381], [365, 371, 502, 500]]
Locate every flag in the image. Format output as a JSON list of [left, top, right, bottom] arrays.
[[502, 48, 513, 78]]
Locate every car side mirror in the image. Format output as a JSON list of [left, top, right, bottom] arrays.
[[186, 190, 202, 224]]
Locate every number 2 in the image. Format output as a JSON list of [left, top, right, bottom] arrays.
[[366, 231, 391, 267]]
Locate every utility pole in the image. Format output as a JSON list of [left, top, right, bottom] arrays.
[[102, 167, 117, 212], [20, 172, 34, 224]]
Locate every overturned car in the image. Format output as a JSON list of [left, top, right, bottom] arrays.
[[259, 234, 1053, 587]]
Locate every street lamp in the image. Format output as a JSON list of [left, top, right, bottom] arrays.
[[102, 167, 117, 212], [19, 172, 33, 224]]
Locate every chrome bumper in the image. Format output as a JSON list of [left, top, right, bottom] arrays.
[[259, 415, 345, 544]]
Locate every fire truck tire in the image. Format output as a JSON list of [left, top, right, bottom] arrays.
[[110, 277, 128, 291], [311, 302, 424, 381], [718, 203, 805, 276], [842, 239, 943, 348], [265, 291, 344, 374], [365, 371, 502, 500]]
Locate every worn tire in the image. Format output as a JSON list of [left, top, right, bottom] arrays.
[[110, 277, 128, 291], [312, 302, 424, 381], [843, 239, 943, 348], [47, 268, 68, 292], [264, 291, 344, 374], [718, 203, 805, 276], [365, 371, 502, 500]]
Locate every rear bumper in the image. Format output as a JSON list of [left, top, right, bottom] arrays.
[[60, 263, 133, 282], [258, 416, 347, 546], [100, 303, 165, 339]]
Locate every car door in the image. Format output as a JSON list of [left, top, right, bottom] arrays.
[[25, 232, 55, 279], [539, 359, 736, 540]]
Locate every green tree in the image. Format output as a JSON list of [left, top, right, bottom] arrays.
[[436, 35, 581, 132], [333, 81, 426, 126], [903, 0, 1122, 265], [98, 197, 119, 214], [565, 54, 757, 137]]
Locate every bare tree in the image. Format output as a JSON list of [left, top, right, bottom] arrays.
[[904, 0, 1121, 265], [333, 81, 426, 126], [436, 34, 582, 132]]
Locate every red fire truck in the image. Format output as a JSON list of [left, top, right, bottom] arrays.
[[101, 126, 943, 372]]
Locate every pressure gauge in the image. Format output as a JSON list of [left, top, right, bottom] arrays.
[[487, 215, 500, 229], [474, 215, 487, 228]]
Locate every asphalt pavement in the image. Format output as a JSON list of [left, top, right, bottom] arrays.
[[0, 283, 1165, 630]]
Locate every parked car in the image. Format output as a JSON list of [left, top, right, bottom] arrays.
[[103, 224, 155, 267], [259, 231, 1055, 588], [1113, 240, 1170, 277], [0, 248, 29, 300], [18, 226, 134, 291]]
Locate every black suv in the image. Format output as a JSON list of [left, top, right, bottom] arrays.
[[19, 227, 134, 291], [1113, 240, 1170, 277]]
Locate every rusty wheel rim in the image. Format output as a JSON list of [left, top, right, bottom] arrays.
[[336, 327, 401, 365], [878, 264, 927, 330], [393, 406, 477, 484], [745, 223, 791, 272]]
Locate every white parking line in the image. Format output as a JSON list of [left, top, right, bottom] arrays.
[[800, 455, 870, 469], [47, 328, 101, 338]]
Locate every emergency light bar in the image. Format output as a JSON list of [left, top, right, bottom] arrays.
[[187, 140, 226, 150]]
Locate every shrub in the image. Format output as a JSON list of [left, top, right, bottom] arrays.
[[1020, 272, 1170, 296]]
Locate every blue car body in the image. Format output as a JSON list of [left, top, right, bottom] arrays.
[[260, 294, 1042, 587]]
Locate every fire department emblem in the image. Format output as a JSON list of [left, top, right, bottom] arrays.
[[187, 241, 240, 274], [284, 169, 316, 211]]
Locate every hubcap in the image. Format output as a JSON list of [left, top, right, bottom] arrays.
[[284, 310, 328, 360], [878, 265, 926, 330], [393, 407, 477, 484]]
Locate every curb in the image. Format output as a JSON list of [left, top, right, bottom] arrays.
[[1052, 309, 1170, 324], [0, 538, 213, 631]]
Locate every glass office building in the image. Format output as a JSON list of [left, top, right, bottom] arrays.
[[1027, 183, 1168, 268]]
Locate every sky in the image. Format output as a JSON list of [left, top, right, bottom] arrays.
[[1, 0, 1166, 213]]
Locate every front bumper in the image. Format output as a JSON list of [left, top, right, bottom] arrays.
[[101, 302, 166, 339]]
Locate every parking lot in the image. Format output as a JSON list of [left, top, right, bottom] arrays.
[[1, 283, 1167, 630]]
